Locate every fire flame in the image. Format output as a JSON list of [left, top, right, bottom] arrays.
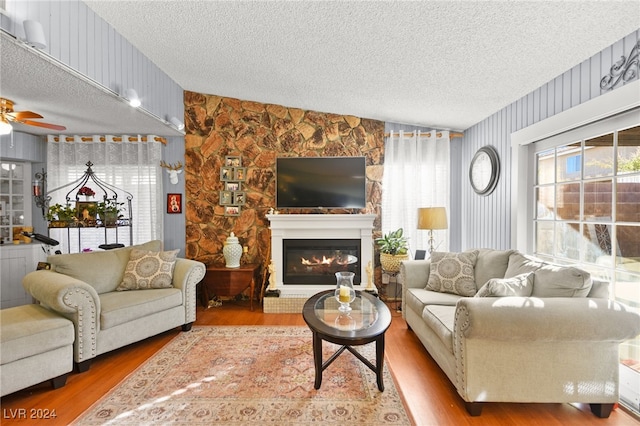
[[301, 255, 335, 266]]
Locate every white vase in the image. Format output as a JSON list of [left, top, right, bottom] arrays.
[[223, 232, 242, 268]]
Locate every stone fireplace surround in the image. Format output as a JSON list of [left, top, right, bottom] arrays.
[[266, 214, 376, 302]]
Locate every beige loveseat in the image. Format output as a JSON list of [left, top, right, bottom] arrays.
[[22, 240, 206, 372], [401, 248, 640, 418]]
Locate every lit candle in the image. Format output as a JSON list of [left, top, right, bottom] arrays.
[[32, 180, 42, 196], [339, 285, 351, 303]]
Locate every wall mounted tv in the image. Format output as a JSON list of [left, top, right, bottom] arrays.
[[276, 157, 366, 209]]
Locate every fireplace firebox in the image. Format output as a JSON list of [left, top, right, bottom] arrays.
[[283, 239, 361, 285]]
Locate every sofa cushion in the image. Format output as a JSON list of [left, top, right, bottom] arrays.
[[588, 278, 610, 298], [475, 273, 534, 297], [505, 252, 592, 297], [99, 288, 183, 329], [504, 251, 546, 277], [532, 265, 592, 297], [406, 288, 461, 316], [474, 249, 515, 291], [422, 305, 456, 354], [116, 249, 179, 291], [426, 250, 479, 296], [0, 305, 74, 364], [48, 240, 163, 294]]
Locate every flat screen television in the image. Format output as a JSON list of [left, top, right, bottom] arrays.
[[276, 157, 366, 209]]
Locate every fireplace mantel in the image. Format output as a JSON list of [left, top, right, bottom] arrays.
[[266, 214, 376, 297]]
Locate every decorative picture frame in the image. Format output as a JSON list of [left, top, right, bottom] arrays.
[[220, 167, 233, 181], [225, 156, 241, 167], [232, 191, 246, 205], [233, 167, 247, 181], [225, 182, 241, 192], [219, 191, 233, 205], [76, 201, 97, 222], [167, 193, 182, 214], [224, 205, 241, 216]]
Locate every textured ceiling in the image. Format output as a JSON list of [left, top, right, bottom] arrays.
[[2, 2, 639, 138], [84, 1, 640, 131], [0, 33, 184, 137]]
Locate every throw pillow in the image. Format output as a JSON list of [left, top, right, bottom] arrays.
[[531, 265, 592, 297], [475, 272, 534, 297], [426, 250, 479, 296], [503, 251, 545, 277], [116, 249, 179, 291]]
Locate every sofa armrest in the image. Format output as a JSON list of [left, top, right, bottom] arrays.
[[400, 260, 431, 289], [22, 270, 100, 362], [455, 297, 640, 342], [400, 260, 431, 317], [172, 258, 206, 324]]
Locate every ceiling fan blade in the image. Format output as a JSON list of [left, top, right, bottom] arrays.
[[6, 110, 43, 120], [20, 119, 66, 131]]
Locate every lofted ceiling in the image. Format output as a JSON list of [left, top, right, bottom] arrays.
[[84, 1, 640, 131], [2, 1, 639, 137]]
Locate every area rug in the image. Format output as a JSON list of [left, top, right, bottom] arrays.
[[72, 326, 411, 425]]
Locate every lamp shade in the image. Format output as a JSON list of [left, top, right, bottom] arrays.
[[418, 207, 448, 230]]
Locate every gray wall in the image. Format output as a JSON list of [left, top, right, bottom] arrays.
[[1, 0, 186, 252], [453, 29, 640, 251]]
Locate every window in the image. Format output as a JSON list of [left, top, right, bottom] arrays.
[[46, 138, 163, 253], [533, 123, 640, 412], [0, 162, 30, 244]]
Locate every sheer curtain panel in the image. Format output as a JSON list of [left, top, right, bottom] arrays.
[[46, 135, 163, 253], [382, 130, 450, 254]]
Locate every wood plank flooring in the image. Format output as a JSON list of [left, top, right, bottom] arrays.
[[1, 299, 639, 425]]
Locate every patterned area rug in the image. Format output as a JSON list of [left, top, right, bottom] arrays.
[[72, 326, 411, 425]]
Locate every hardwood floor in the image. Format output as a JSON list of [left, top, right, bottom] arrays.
[[2, 299, 639, 425]]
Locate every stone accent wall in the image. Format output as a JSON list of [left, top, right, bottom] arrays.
[[183, 91, 385, 282]]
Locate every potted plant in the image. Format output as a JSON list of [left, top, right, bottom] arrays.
[[77, 186, 96, 200], [97, 199, 124, 226], [46, 203, 77, 227], [376, 228, 409, 272]]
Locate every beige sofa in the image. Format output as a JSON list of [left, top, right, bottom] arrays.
[[401, 248, 640, 417], [22, 240, 206, 372]]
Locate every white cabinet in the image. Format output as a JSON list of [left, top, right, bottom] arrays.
[[0, 243, 46, 308]]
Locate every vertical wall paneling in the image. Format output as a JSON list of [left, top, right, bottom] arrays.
[[1, 0, 187, 251], [570, 64, 581, 108], [457, 29, 639, 251], [561, 69, 571, 111], [580, 59, 590, 104]]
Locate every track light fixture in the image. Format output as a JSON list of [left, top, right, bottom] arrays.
[[169, 116, 185, 131], [124, 88, 141, 108], [23, 20, 47, 49]]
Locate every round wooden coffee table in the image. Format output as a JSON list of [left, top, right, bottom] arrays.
[[302, 289, 392, 391]]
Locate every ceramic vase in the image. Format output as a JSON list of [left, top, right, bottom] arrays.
[[223, 232, 242, 268]]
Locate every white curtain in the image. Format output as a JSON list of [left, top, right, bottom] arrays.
[[382, 130, 450, 255], [46, 135, 163, 252]]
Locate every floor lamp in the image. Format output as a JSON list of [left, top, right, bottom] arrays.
[[418, 207, 448, 253]]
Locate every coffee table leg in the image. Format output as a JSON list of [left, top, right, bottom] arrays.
[[313, 332, 323, 389], [376, 334, 385, 391]]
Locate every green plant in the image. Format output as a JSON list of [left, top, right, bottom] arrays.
[[375, 228, 408, 255], [46, 203, 77, 221], [97, 200, 124, 222]]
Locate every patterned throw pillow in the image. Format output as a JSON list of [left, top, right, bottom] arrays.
[[475, 273, 534, 297], [116, 249, 179, 291], [426, 250, 479, 296]]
